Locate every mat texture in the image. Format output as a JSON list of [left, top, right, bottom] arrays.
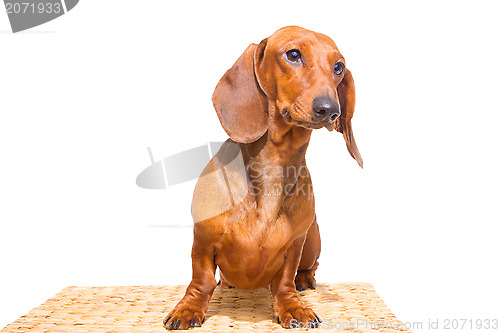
[[1, 283, 411, 332]]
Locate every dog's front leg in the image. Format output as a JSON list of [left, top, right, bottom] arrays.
[[163, 240, 217, 330], [271, 235, 321, 329]]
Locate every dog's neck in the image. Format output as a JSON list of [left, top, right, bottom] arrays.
[[241, 103, 312, 168], [239, 103, 313, 220]]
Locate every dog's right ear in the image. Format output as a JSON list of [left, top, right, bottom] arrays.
[[212, 43, 268, 143]]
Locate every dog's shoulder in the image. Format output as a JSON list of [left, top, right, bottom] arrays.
[[191, 139, 249, 223]]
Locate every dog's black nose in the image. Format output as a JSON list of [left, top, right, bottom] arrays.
[[312, 97, 341, 122]]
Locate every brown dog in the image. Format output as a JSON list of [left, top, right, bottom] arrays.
[[163, 26, 362, 330]]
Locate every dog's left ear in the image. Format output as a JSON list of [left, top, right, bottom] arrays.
[[212, 43, 268, 144], [335, 68, 363, 168]]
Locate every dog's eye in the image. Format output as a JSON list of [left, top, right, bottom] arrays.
[[333, 62, 345, 76], [285, 49, 302, 63]]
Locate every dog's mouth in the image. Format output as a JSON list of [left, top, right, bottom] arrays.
[[281, 107, 335, 131]]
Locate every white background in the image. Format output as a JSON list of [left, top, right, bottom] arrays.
[[1, 0, 499, 331]]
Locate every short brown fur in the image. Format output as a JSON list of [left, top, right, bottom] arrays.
[[163, 26, 362, 330]]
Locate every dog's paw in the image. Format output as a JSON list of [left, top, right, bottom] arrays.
[[163, 308, 205, 330], [277, 306, 321, 329], [295, 270, 316, 291]]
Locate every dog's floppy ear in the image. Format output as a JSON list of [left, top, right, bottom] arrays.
[[212, 43, 268, 143], [335, 68, 363, 168]]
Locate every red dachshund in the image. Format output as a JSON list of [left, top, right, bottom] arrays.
[[164, 26, 362, 330]]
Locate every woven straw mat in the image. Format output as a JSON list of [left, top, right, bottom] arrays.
[[1, 283, 411, 332]]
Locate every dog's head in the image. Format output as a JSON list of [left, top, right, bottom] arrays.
[[213, 26, 363, 168]]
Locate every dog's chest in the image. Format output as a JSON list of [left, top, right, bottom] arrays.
[[213, 168, 315, 288], [215, 211, 294, 285], [221, 174, 314, 249]]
